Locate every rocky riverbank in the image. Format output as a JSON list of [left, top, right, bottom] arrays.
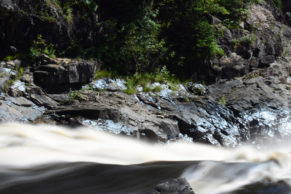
[[0, 52, 289, 147]]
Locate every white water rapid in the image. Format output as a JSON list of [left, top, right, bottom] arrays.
[[0, 122, 290, 194]]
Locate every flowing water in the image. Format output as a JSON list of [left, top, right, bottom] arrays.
[[0, 123, 290, 194]]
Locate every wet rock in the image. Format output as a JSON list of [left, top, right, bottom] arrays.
[[0, 96, 45, 122], [209, 60, 291, 144], [90, 78, 126, 92], [41, 56, 290, 146], [185, 82, 208, 96], [33, 57, 98, 93], [174, 100, 243, 147], [138, 129, 160, 142], [234, 181, 291, 194], [82, 119, 133, 136], [149, 178, 195, 194], [9, 80, 26, 97]]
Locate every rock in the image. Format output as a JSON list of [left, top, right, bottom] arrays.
[[48, 104, 122, 122], [33, 57, 98, 93], [138, 129, 160, 142], [90, 78, 126, 92], [82, 119, 133, 136], [30, 94, 58, 108], [8, 96, 33, 107], [206, 14, 221, 25], [0, 72, 10, 93], [214, 1, 284, 80], [185, 82, 208, 96], [0, 96, 45, 122], [9, 80, 26, 97], [35, 55, 289, 147], [148, 178, 195, 194], [209, 60, 291, 144]]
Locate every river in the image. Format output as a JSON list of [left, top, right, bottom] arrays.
[[0, 122, 290, 194]]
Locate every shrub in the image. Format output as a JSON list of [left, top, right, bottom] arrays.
[[219, 95, 226, 106], [123, 66, 178, 94], [99, 3, 166, 74], [29, 35, 56, 60]]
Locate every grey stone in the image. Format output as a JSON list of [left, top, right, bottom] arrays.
[[149, 178, 195, 194], [33, 57, 98, 93]]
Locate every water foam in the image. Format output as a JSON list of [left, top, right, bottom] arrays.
[[0, 122, 290, 194]]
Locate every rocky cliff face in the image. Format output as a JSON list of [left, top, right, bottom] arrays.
[[0, 0, 100, 57], [212, 1, 290, 80], [0, 1, 290, 147]]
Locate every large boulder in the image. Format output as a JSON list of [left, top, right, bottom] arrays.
[[33, 56, 98, 93]]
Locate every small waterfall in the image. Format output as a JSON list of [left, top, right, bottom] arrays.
[[0, 123, 290, 194]]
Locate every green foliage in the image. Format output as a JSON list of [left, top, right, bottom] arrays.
[[219, 0, 262, 28], [121, 8, 166, 72], [0, 71, 6, 78], [155, 0, 261, 78], [17, 67, 24, 80], [83, 0, 99, 12], [232, 35, 256, 48], [219, 95, 226, 106], [62, 3, 73, 24], [4, 54, 21, 61], [29, 35, 56, 60], [60, 0, 98, 22], [99, 3, 166, 74], [273, 0, 282, 9], [2, 66, 24, 93], [61, 40, 97, 59], [124, 78, 137, 94], [64, 89, 81, 104], [158, 0, 229, 77], [152, 85, 162, 93], [124, 66, 178, 94], [26, 0, 261, 81], [94, 70, 118, 80]]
